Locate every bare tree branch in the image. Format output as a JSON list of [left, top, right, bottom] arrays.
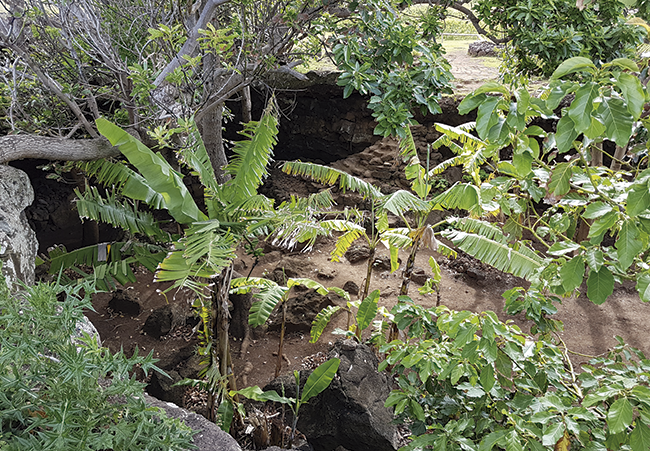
[[0, 134, 119, 163]]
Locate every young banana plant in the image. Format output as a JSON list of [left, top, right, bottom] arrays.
[[230, 276, 349, 377]]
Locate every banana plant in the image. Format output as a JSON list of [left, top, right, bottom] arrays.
[[230, 276, 349, 378]]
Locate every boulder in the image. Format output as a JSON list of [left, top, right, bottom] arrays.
[[344, 243, 371, 264], [0, 165, 37, 288], [268, 289, 340, 333], [468, 40, 502, 57], [266, 340, 398, 451], [143, 393, 241, 451], [143, 304, 173, 339]]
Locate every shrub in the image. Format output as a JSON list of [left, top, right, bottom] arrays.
[[0, 275, 196, 450]]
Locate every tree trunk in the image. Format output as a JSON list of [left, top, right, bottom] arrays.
[[198, 106, 230, 184], [610, 145, 626, 171]]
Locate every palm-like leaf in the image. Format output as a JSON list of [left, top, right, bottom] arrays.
[[220, 102, 279, 205], [287, 278, 329, 295], [282, 161, 382, 199], [249, 285, 288, 327], [319, 220, 367, 262], [431, 183, 482, 214], [446, 217, 507, 242], [76, 159, 166, 210], [310, 305, 342, 343], [96, 118, 206, 224], [155, 223, 236, 290], [177, 125, 219, 193], [442, 229, 544, 280], [75, 186, 168, 241], [381, 189, 430, 216]]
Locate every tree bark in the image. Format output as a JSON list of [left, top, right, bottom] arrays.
[[0, 134, 120, 164]]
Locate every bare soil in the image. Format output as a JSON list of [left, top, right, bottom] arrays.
[[85, 42, 650, 414]]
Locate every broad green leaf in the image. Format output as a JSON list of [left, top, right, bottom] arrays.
[[301, 358, 340, 404], [505, 430, 523, 451], [617, 72, 646, 119], [432, 183, 481, 213], [551, 57, 597, 79], [567, 82, 599, 133], [588, 211, 618, 244], [583, 116, 607, 140], [587, 267, 614, 305], [542, 422, 565, 447], [495, 349, 511, 378], [595, 97, 635, 147], [560, 255, 585, 292], [476, 96, 501, 139], [458, 92, 488, 115], [630, 420, 650, 451], [586, 248, 605, 271], [607, 397, 633, 434], [616, 220, 643, 270], [479, 431, 507, 451], [583, 201, 613, 219], [480, 364, 495, 393], [604, 57, 640, 72], [287, 278, 328, 295], [473, 81, 511, 97], [636, 272, 650, 302], [627, 185, 650, 217], [96, 118, 206, 224], [356, 290, 380, 334], [233, 386, 294, 404], [555, 115, 579, 154], [548, 162, 574, 197], [548, 241, 581, 256], [248, 285, 287, 327], [546, 80, 578, 110]]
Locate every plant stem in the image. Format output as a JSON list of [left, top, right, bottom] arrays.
[[276, 300, 287, 378]]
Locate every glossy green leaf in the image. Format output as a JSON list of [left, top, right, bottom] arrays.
[[560, 255, 585, 292], [310, 305, 341, 343], [595, 97, 634, 147], [548, 162, 574, 196], [567, 82, 599, 133], [480, 364, 495, 393], [301, 358, 340, 404], [607, 397, 633, 434], [548, 241, 581, 256], [542, 422, 566, 447], [630, 420, 650, 451], [588, 211, 618, 244], [587, 266, 614, 305], [636, 272, 650, 302], [627, 185, 650, 217], [583, 201, 613, 219], [617, 72, 646, 119], [555, 115, 579, 154], [586, 248, 605, 271], [551, 57, 597, 79], [476, 96, 500, 139], [356, 290, 380, 334], [617, 220, 643, 270]]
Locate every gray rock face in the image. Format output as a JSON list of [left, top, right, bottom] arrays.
[[0, 165, 37, 288], [297, 340, 398, 451], [143, 393, 242, 451]]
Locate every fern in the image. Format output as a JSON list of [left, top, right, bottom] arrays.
[[75, 186, 168, 241], [310, 305, 342, 343], [442, 229, 544, 280], [282, 161, 382, 199]]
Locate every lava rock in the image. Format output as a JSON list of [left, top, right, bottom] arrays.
[[143, 304, 173, 339], [268, 290, 340, 332], [143, 393, 241, 451], [342, 281, 359, 296], [467, 267, 486, 281], [108, 288, 142, 316], [147, 370, 186, 407], [344, 243, 371, 264], [411, 267, 429, 285], [298, 340, 399, 451], [316, 268, 337, 280], [468, 40, 502, 57]]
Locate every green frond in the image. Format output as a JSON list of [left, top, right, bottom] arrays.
[[446, 217, 507, 243], [327, 287, 351, 301], [431, 183, 482, 214], [398, 126, 418, 162], [230, 277, 279, 294], [269, 218, 326, 251], [429, 155, 463, 176], [331, 228, 365, 262], [431, 133, 465, 155], [76, 159, 166, 210], [310, 305, 342, 343], [356, 289, 380, 334], [381, 189, 430, 216], [96, 118, 206, 224], [442, 229, 544, 280], [75, 186, 168, 241], [154, 223, 236, 289], [287, 278, 329, 295], [320, 219, 366, 234], [434, 123, 482, 147], [222, 102, 279, 204], [380, 229, 413, 250], [177, 124, 219, 193], [249, 285, 288, 327], [282, 161, 382, 199], [438, 242, 457, 259]]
